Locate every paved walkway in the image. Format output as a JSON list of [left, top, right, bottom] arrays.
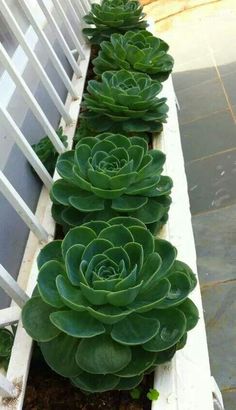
[[143, 1, 236, 408]]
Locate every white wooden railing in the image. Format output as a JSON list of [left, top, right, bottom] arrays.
[[0, 1, 224, 409]]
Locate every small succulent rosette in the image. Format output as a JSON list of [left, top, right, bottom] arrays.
[[93, 31, 174, 81], [82, 70, 169, 134], [83, 0, 147, 45], [51, 133, 172, 233], [22, 218, 199, 393]]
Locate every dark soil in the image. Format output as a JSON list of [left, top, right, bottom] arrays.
[[24, 352, 153, 410]]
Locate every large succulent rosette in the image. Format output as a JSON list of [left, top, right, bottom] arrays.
[[82, 70, 168, 134], [83, 0, 148, 45], [22, 218, 199, 393], [93, 31, 174, 81], [51, 133, 172, 233]]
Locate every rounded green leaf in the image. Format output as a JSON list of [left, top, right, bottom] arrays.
[[115, 347, 156, 377], [62, 226, 97, 259], [115, 374, 143, 390], [39, 333, 81, 377], [38, 260, 65, 308], [98, 225, 134, 247], [22, 297, 60, 342], [56, 275, 89, 311], [65, 244, 85, 286], [177, 298, 199, 331], [72, 372, 119, 393], [112, 195, 147, 212], [37, 240, 63, 269], [143, 308, 186, 352], [86, 305, 133, 325], [156, 272, 192, 309], [0, 329, 13, 357], [50, 310, 105, 338], [129, 226, 154, 260], [111, 313, 159, 345], [76, 334, 131, 374]]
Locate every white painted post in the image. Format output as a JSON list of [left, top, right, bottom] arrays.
[[0, 374, 17, 398], [0, 44, 66, 156], [0, 0, 73, 125], [52, 0, 85, 58], [38, 0, 82, 77], [18, 0, 80, 98], [0, 307, 21, 327], [0, 265, 29, 308], [0, 171, 50, 243]]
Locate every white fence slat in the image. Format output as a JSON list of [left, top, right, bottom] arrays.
[[0, 107, 53, 191], [0, 374, 17, 398], [82, 0, 91, 12], [52, 0, 85, 58], [57, 0, 86, 45], [18, 0, 80, 98], [0, 0, 73, 125], [63, 0, 86, 41], [38, 0, 82, 77], [0, 265, 29, 308], [0, 307, 20, 327], [0, 45, 66, 156], [0, 171, 50, 243], [72, 0, 86, 17]]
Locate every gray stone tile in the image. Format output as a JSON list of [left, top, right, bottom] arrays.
[[222, 390, 236, 410], [173, 55, 216, 92], [180, 110, 236, 162], [222, 71, 236, 107], [185, 149, 236, 214], [177, 78, 227, 124], [201, 282, 236, 390], [192, 204, 236, 285]]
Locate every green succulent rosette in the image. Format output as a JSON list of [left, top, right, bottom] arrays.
[[50, 133, 172, 233], [32, 127, 68, 175], [93, 30, 174, 81], [82, 70, 168, 134], [83, 0, 148, 45], [22, 218, 199, 393]]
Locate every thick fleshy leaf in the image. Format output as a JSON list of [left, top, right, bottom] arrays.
[[82, 238, 112, 262], [72, 372, 119, 393], [38, 261, 65, 308], [115, 347, 156, 377], [177, 299, 199, 331], [115, 375, 143, 390], [62, 226, 96, 259], [22, 297, 60, 342], [107, 281, 142, 307], [50, 310, 105, 338], [56, 275, 89, 311], [98, 225, 133, 247], [143, 308, 186, 352], [156, 272, 192, 308], [37, 240, 63, 269], [69, 193, 105, 212], [39, 333, 81, 377], [87, 304, 133, 324], [112, 195, 147, 211], [76, 334, 131, 374], [65, 244, 85, 286], [111, 313, 159, 345], [154, 239, 177, 279], [129, 226, 154, 260]]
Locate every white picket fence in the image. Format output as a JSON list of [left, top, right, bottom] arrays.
[[0, 1, 224, 409]]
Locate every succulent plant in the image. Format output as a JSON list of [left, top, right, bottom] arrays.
[[22, 218, 199, 393], [0, 328, 14, 371], [50, 133, 172, 233], [83, 0, 148, 45], [32, 127, 68, 175], [82, 70, 168, 134], [93, 30, 174, 81]]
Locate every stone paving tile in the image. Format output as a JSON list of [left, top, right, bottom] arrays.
[[185, 148, 236, 214], [201, 282, 236, 390], [173, 56, 217, 92], [180, 110, 236, 162], [177, 78, 227, 124], [221, 71, 236, 107], [192, 204, 236, 285], [222, 390, 236, 410]]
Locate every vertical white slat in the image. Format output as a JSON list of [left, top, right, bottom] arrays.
[[38, 0, 82, 77], [72, 0, 86, 17], [63, 0, 86, 39], [0, 0, 73, 125], [82, 0, 91, 12], [18, 0, 80, 97], [0, 45, 66, 156], [0, 107, 53, 191], [0, 265, 29, 308], [52, 0, 86, 58], [0, 171, 50, 243], [0, 307, 21, 327], [0, 375, 17, 399], [57, 0, 86, 45]]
